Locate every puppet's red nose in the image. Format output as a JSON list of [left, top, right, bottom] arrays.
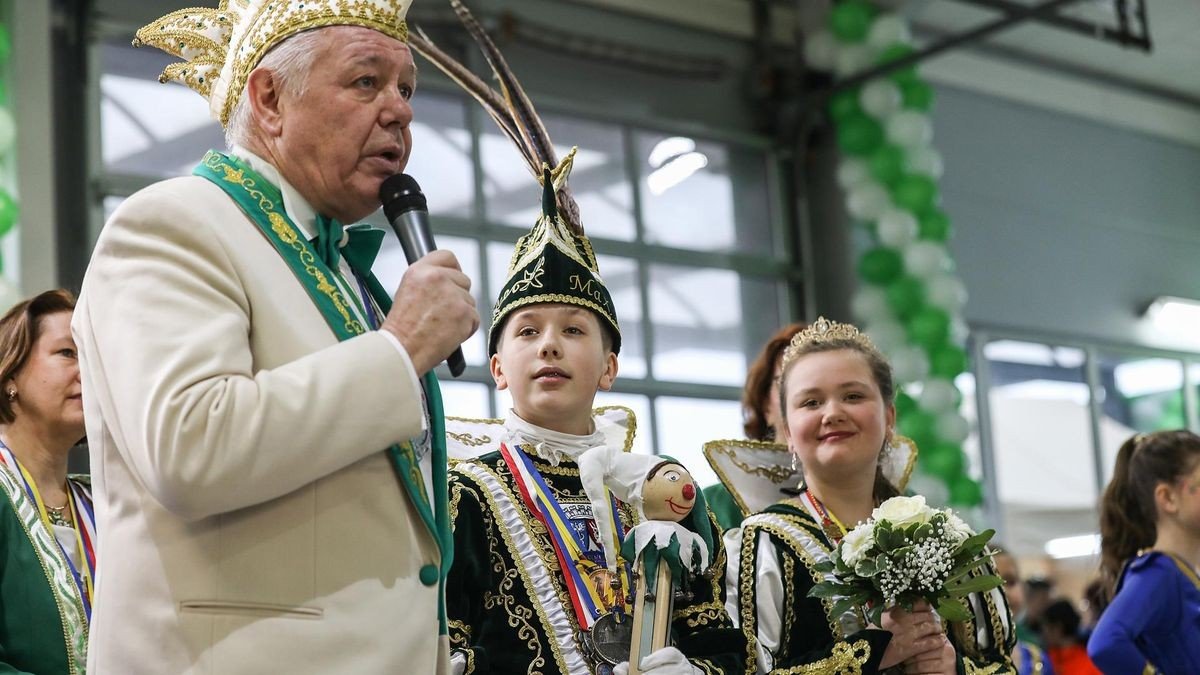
[[682, 483, 695, 500]]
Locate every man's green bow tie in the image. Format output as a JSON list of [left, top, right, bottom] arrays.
[[313, 214, 386, 278]]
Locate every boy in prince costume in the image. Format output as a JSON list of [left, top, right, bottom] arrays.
[[420, 3, 745, 673]]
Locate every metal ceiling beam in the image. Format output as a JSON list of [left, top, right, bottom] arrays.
[[948, 0, 1150, 51], [822, 0, 1088, 95]]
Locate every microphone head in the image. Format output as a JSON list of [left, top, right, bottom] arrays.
[[380, 173, 428, 220]]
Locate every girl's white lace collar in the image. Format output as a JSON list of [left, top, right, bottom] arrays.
[[503, 410, 606, 466]]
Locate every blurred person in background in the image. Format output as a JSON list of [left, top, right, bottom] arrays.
[[703, 323, 805, 531], [1041, 600, 1100, 675], [994, 547, 1054, 675], [1022, 577, 1054, 644], [0, 289, 93, 673], [1089, 430, 1200, 674]]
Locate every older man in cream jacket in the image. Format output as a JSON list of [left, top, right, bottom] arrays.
[[72, 2, 477, 673]]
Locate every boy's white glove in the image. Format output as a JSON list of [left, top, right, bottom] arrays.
[[449, 649, 468, 675], [614, 647, 702, 675]]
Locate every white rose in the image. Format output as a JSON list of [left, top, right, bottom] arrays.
[[943, 511, 973, 544], [871, 495, 931, 527], [840, 524, 876, 567]]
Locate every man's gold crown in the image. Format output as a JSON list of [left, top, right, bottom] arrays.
[[780, 316, 877, 372], [134, 0, 412, 128]]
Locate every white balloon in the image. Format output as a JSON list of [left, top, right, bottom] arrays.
[[867, 14, 913, 49], [865, 319, 907, 355], [876, 208, 918, 247], [837, 158, 871, 191], [906, 468, 950, 506], [891, 345, 930, 384], [926, 274, 968, 311], [906, 145, 944, 179], [803, 30, 838, 72], [935, 411, 971, 443], [0, 110, 15, 157], [847, 181, 891, 221], [903, 241, 949, 279], [851, 286, 891, 323], [835, 44, 874, 78], [950, 316, 971, 346], [860, 79, 901, 119], [918, 378, 959, 413], [885, 110, 933, 149]]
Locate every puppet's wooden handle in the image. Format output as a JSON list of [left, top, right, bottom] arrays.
[[627, 561, 674, 675]]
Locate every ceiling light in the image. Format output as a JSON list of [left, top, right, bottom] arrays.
[[1044, 533, 1100, 559]]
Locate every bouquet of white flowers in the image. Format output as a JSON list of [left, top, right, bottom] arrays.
[[809, 495, 1002, 625]]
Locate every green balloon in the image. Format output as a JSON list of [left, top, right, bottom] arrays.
[[900, 78, 935, 111], [949, 476, 984, 507], [918, 208, 952, 242], [930, 344, 968, 379], [876, 44, 917, 81], [894, 391, 917, 418], [858, 247, 904, 285], [836, 112, 884, 157], [868, 144, 906, 187], [922, 442, 965, 483], [892, 174, 938, 213], [829, 88, 862, 122], [906, 307, 950, 349], [897, 409, 937, 449], [829, 1, 875, 42], [0, 188, 18, 237], [885, 275, 925, 319]]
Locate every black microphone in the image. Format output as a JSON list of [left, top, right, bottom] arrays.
[[380, 174, 466, 378]]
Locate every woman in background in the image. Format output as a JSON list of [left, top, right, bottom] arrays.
[[1088, 430, 1200, 674], [0, 289, 94, 674]]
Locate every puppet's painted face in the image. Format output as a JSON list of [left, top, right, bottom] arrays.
[[641, 462, 696, 522]]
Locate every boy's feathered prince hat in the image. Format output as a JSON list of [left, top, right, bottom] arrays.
[[409, 0, 621, 355], [133, 0, 413, 127]]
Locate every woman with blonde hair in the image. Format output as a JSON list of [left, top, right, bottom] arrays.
[[0, 289, 94, 673]]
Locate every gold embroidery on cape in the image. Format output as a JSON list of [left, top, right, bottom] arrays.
[[448, 431, 492, 448], [774, 639, 871, 674]]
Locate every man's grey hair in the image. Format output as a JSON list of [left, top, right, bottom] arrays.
[[224, 29, 327, 149]]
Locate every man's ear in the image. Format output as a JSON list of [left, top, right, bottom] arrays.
[[597, 351, 618, 392], [245, 67, 285, 137], [490, 353, 508, 391]]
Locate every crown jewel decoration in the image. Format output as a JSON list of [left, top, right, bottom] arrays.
[[134, 0, 413, 127], [780, 316, 878, 372]]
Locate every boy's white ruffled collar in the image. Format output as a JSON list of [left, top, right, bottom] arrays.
[[503, 410, 606, 466]]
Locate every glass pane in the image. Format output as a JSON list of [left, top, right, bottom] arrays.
[[404, 91, 473, 217], [439, 381, 492, 420], [481, 114, 635, 241], [983, 339, 1096, 556], [1097, 355, 1185, 483], [485, 244, 643, 375], [100, 40, 220, 177], [635, 131, 772, 254], [648, 264, 780, 386], [375, 236, 487, 366], [593, 391, 652, 455], [654, 397, 743, 488]]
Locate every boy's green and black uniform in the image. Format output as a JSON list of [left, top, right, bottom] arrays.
[[445, 176, 744, 674]]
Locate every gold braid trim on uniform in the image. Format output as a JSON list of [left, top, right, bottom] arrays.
[[737, 524, 763, 674], [675, 601, 724, 628], [781, 554, 796, 662], [963, 660, 1008, 675], [746, 512, 844, 637], [448, 620, 471, 649], [772, 639, 871, 675]]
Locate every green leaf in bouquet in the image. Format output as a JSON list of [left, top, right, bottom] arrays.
[[830, 598, 859, 619], [854, 557, 880, 577], [960, 529, 996, 555], [809, 582, 858, 599], [814, 560, 836, 574], [935, 597, 973, 622], [946, 574, 1004, 596], [912, 522, 934, 543], [867, 604, 885, 627]]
